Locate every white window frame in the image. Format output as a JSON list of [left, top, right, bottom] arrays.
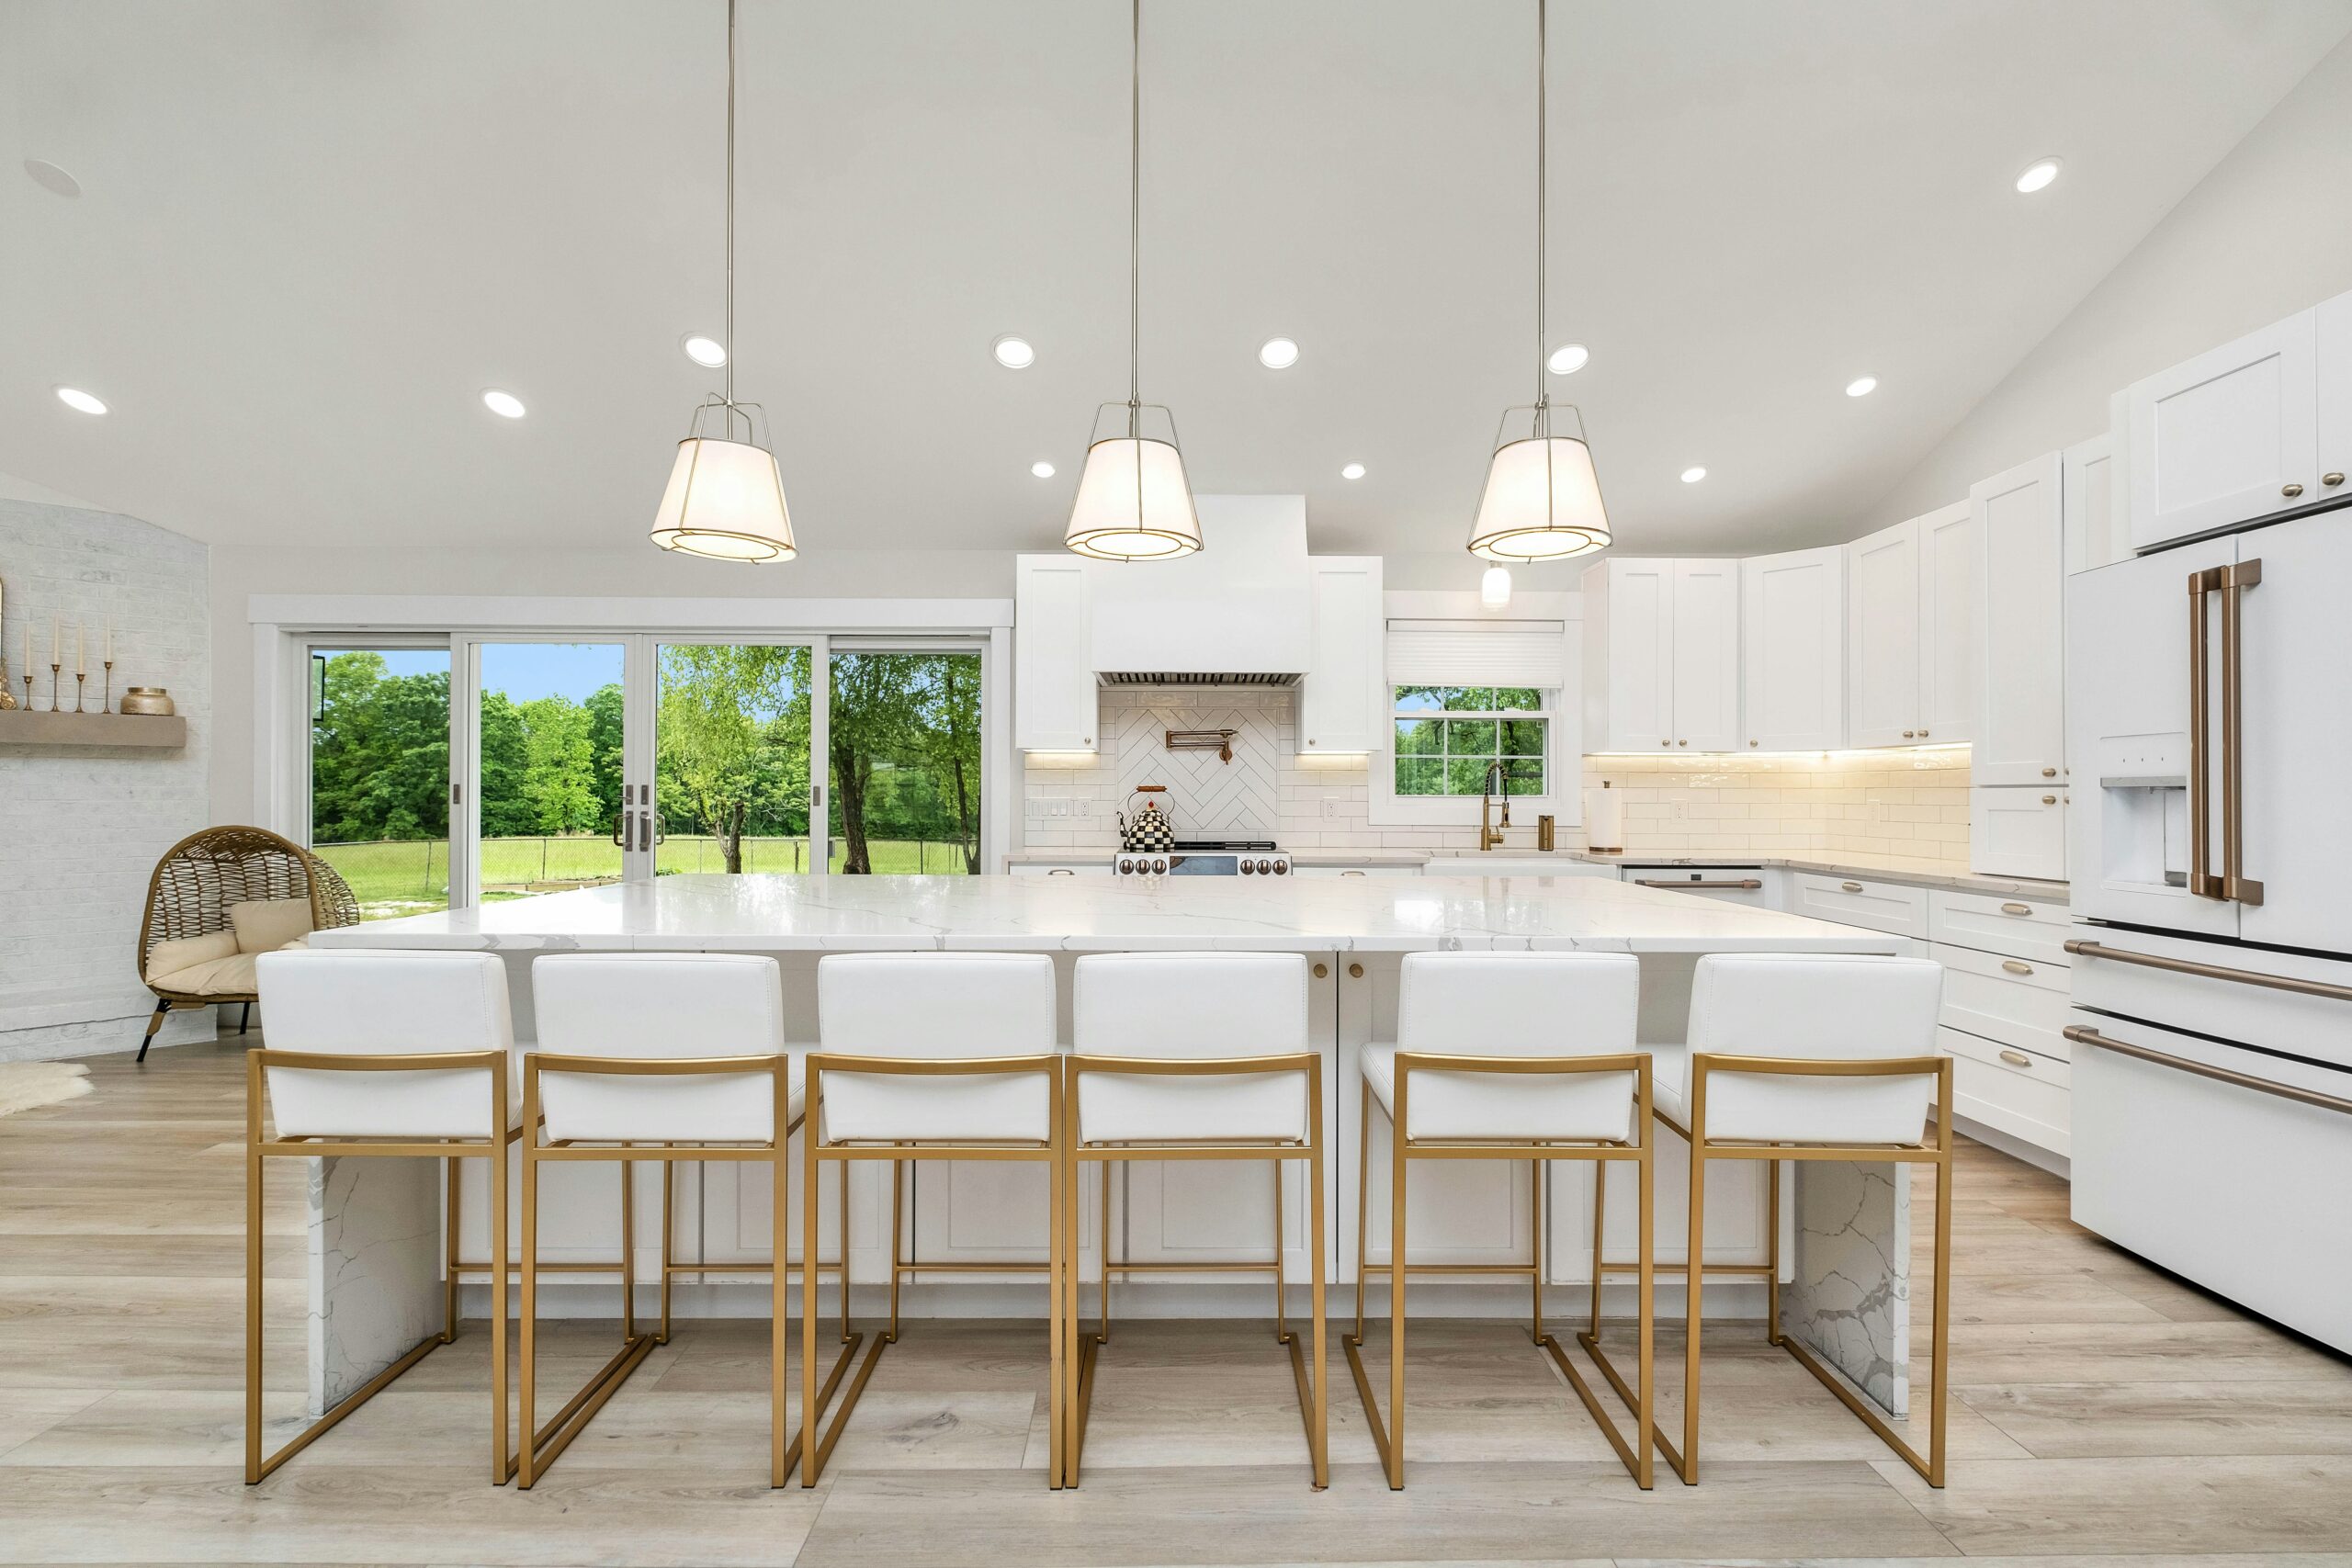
[[1367, 589, 1583, 828]]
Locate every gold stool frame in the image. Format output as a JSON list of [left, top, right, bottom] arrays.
[[1344, 1053, 1657, 1490], [1581, 1052, 1953, 1487], [799, 1052, 1070, 1489], [1062, 1052, 1330, 1489], [516, 1053, 866, 1489], [244, 1047, 516, 1484]]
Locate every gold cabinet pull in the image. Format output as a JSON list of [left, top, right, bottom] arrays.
[[2064, 1024, 2352, 1116], [2065, 940, 2352, 1002], [1997, 1049, 2032, 1068], [2002, 959, 2033, 976], [1902, 729, 1915, 739], [1312, 963, 1329, 980], [1999, 901, 2032, 916], [2325, 472, 2346, 487], [2041, 766, 2057, 777], [1839, 880, 1864, 893], [2281, 482, 2304, 498], [1348, 962, 1364, 979], [2041, 795, 2057, 805]]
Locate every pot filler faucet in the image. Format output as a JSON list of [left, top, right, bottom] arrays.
[[1480, 760, 1511, 852]]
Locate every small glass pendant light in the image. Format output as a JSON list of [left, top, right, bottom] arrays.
[[1065, 0, 1201, 561], [1467, 0, 1611, 564], [651, 0, 797, 563]]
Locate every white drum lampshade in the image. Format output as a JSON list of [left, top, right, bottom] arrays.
[[650, 434, 797, 562], [1064, 423, 1202, 562], [1467, 431, 1611, 562]]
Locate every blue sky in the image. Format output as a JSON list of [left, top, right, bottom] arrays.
[[319, 643, 624, 705]]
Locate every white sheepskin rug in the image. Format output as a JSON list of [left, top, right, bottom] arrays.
[[0, 1061, 95, 1117]]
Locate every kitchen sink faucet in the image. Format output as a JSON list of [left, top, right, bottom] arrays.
[[1480, 761, 1511, 851]]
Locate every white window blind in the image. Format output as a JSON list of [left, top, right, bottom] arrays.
[[1385, 619, 1566, 690]]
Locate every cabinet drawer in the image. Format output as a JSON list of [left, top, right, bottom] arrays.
[[1931, 942, 2071, 1058], [1928, 888, 2072, 965], [1941, 1026, 2071, 1155], [1789, 873, 1928, 937], [1970, 786, 2067, 881]]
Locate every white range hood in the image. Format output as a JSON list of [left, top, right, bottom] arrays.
[[1090, 494, 1311, 686]]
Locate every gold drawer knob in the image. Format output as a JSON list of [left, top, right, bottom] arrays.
[[2042, 795, 2058, 805], [2041, 766, 2057, 777], [1902, 729, 1915, 739], [2282, 482, 2304, 498], [2000, 901, 2031, 916], [2325, 472, 2346, 487], [1840, 880, 1864, 893], [1348, 962, 1364, 979], [2002, 959, 2034, 976], [1312, 963, 1329, 980], [1998, 1048, 2033, 1068]]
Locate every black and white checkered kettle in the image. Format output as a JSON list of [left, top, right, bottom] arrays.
[[1119, 785, 1176, 852]]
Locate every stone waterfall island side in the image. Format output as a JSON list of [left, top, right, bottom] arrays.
[[303, 872, 1917, 1419]]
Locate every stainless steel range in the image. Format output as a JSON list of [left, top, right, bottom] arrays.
[[1111, 839, 1291, 879]]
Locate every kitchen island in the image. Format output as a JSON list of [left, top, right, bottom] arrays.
[[303, 873, 1920, 1421]]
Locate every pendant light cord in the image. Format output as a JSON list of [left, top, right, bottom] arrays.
[[1128, 0, 1142, 434], [1533, 0, 1547, 425], [724, 0, 738, 415]]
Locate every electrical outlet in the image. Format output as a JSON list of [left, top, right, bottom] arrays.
[[1320, 796, 1339, 819]]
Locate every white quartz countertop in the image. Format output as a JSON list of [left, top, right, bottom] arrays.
[[310, 873, 1905, 955]]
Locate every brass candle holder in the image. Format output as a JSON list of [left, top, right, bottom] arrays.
[[75, 671, 87, 715], [101, 660, 113, 715], [48, 660, 61, 714]]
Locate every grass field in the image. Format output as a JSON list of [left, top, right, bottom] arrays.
[[314, 835, 976, 918]]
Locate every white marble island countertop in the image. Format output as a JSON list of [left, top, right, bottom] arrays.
[[310, 872, 1904, 955]]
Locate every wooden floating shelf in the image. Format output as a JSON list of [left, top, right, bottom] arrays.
[[0, 710, 187, 750]]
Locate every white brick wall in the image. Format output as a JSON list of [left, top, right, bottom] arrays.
[[0, 500, 214, 1061]]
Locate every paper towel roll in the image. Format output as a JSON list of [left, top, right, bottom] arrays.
[[1583, 785, 1624, 852]]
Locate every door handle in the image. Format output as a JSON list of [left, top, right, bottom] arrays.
[[612, 813, 629, 848], [2064, 1024, 2352, 1116], [2187, 567, 2223, 898], [2064, 939, 2352, 1001], [2221, 558, 2263, 907], [1635, 877, 1763, 890]]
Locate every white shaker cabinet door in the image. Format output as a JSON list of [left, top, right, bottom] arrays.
[[1973, 454, 2065, 786], [1918, 501, 1976, 746], [1669, 558, 1740, 752], [1300, 556, 1383, 754], [2127, 308, 2317, 552], [1739, 546, 1844, 751], [1013, 554, 1096, 752], [2319, 288, 2352, 506], [1587, 558, 1677, 752], [2063, 432, 2119, 576], [1845, 519, 1921, 747]]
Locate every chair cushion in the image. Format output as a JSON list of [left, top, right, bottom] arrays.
[[815, 953, 1058, 1145], [146, 931, 243, 994], [1071, 953, 1310, 1144], [257, 950, 519, 1140], [1686, 954, 1940, 1145], [1363, 1043, 1637, 1144], [229, 897, 315, 954], [532, 953, 791, 1144], [1079, 1069, 1308, 1144], [153, 950, 261, 998]]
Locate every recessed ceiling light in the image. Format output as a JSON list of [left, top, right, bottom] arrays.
[[991, 334, 1035, 369], [1031, 460, 1056, 479], [682, 333, 728, 367], [1845, 376, 1878, 399], [481, 389, 526, 419], [2014, 157, 2062, 194], [54, 386, 107, 415], [1680, 466, 1707, 484], [1340, 462, 1366, 480], [1258, 337, 1300, 370], [1546, 343, 1589, 376], [23, 159, 80, 198]]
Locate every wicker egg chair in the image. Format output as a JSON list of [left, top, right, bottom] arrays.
[[135, 825, 361, 1063]]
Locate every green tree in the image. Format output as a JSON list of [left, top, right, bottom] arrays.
[[520, 695, 599, 833], [478, 690, 534, 837], [656, 645, 808, 873], [585, 682, 625, 829], [311, 651, 450, 841]]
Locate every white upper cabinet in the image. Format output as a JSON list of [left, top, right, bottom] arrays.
[[1739, 546, 1844, 751], [1844, 502, 1975, 748], [1669, 559, 1741, 752], [1918, 501, 1975, 745], [1012, 554, 1096, 752], [2063, 431, 2118, 576], [2319, 288, 2352, 506], [1973, 454, 2065, 786], [2126, 309, 2318, 551], [1845, 519, 1922, 747], [1299, 556, 1384, 754], [1582, 558, 1737, 751]]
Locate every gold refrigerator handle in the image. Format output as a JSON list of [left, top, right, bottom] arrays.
[[2221, 558, 2264, 908], [2187, 567, 2222, 899]]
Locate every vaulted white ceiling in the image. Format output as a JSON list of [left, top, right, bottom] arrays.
[[6, 0, 2349, 558]]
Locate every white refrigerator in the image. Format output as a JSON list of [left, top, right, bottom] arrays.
[[2065, 505, 2352, 1350]]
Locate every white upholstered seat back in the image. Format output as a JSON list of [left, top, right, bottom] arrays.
[[257, 950, 516, 1140], [815, 953, 1057, 1143], [1686, 954, 1942, 1145], [1072, 953, 1310, 1142], [1388, 951, 1642, 1141], [532, 953, 786, 1144]]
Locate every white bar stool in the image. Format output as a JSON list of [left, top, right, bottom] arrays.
[[1065, 952, 1329, 1489], [804, 952, 1066, 1488], [1349, 950, 1656, 1490], [245, 949, 524, 1484], [520, 953, 862, 1489], [1594, 953, 1950, 1487]]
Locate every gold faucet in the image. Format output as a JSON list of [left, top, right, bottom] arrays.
[[1479, 761, 1511, 851]]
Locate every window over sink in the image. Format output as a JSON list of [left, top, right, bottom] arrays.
[[1392, 686, 1548, 797]]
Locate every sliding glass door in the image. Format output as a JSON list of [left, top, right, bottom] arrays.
[[827, 642, 983, 874], [651, 639, 823, 876]]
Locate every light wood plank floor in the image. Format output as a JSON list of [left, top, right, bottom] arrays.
[[5, 1031, 2351, 1566]]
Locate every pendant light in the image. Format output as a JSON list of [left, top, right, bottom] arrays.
[[1064, 0, 1202, 561], [1466, 0, 1611, 564], [650, 0, 797, 562]]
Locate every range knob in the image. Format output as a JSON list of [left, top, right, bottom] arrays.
[[1256, 858, 1273, 874], [1239, 859, 1256, 874], [1119, 858, 1134, 874], [1272, 860, 1288, 874], [1152, 857, 1168, 874]]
